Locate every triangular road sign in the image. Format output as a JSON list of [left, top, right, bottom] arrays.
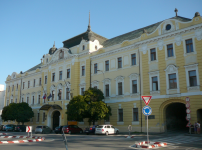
[[141, 96, 152, 105]]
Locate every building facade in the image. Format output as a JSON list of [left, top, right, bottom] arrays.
[[4, 12, 202, 132], [0, 84, 5, 125]]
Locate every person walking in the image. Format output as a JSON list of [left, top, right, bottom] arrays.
[[194, 122, 197, 134], [197, 121, 200, 134]]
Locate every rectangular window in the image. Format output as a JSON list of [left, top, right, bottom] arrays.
[[66, 88, 70, 100], [8, 86, 10, 92], [52, 91, 55, 101], [22, 97, 24, 102], [11, 99, 13, 103], [152, 76, 158, 91], [32, 96, 34, 104], [82, 66, 85, 76], [105, 60, 109, 71], [131, 54, 136, 65], [169, 73, 177, 89], [33, 79, 35, 87], [94, 63, 97, 74], [45, 76, 47, 84], [28, 81, 30, 88], [105, 84, 109, 97], [23, 82, 25, 89], [118, 82, 122, 95], [58, 89, 62, 100], [150, 48, 156, 61], [67, 69, 70, 78], [27, 97, 29, 104], [81, 88, 84, 95], [12, 85, 14, 91], [133, 108, 138, 121], [39, 78, 41, 86], [132, 80, 137, 93], [59, 71, 62, 80], [118, 57, 122, 68], [189, 70, 197, 87], [167, 44, 173, 57], [118, 109, 123, 122], [43, 112, 45, 122], [17, 84, 18, 90], [186, 39, 193, 53], [38, 95, 40, 104], [37, 113, 40, 122], [52, 73, 55, 81]]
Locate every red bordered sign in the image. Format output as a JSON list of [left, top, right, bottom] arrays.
[[141, 96, 152, 106]]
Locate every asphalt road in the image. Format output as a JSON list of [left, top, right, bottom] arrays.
[[0, 131, 202, 150]]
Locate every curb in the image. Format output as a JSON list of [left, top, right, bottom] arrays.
[[125, 136, 134, 138], [131, 141, 167, 149], [0, 135, 45, 144], [0, 133, 7, 135]]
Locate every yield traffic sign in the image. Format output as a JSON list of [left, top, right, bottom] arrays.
[[141, 96, 152, 105]]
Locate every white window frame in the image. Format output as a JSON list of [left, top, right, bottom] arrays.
[[149, 71, 160, 95], [66, 68, 71, 79], [164, 65, 180, 94], [130, 53, 137, 66], [57, 83, 63, 100], [117, 104, 124, 125], [183, 36, 196, 57], [59, 70, 63, 80], [184, 64, 200, 91], [79, 82, 86, 95], [117, 57, 123, 69], [104, 60, 110, 72], [52, 72, 55, 82], [102, 78, 111, 97], [115, 76, 125, 96], [148, 47, 158, 64], [129, 73, 139, 96], [92, 80, 99, 89], [132, 103, 139, 125], [81, 65, 86, 77], [50, 85, 55, 101], [65, 82, 71, 100], [164, 42, 176, 60]]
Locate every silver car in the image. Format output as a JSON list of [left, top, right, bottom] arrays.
[[35, 126, 52, 134], [95, 125, 119, 135]]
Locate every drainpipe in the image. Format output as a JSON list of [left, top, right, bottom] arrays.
[[138, 49, 142, 133]]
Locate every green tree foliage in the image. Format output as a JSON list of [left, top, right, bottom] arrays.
[[66, 87, 111, 125], [1, 102, 34, 125]]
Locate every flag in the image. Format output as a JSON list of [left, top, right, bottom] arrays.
[[47, 94, 52, 100], [43, 94, 46, 100]]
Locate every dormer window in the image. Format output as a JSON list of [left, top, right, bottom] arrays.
[[95, 46, 97, 50], [59, 50, 64, 59], [83, 45, 85, 50]]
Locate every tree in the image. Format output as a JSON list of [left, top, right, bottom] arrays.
[[16, 102, 34, 125], [66, 95, 87, 121], [66, 87, 112, 125], [1, 102, 34, 125]]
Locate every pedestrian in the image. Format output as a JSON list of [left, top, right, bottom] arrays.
[[194, 122, 197, 134], [197, 121, 200, 134]]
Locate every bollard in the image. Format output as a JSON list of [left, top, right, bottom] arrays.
[[62, 129, 68, 150]]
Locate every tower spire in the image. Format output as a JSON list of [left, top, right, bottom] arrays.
[[175, 8, 178, 17], [87, 11, 91, 32]]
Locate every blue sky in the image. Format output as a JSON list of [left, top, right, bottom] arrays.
[[0, 0, 201, 89]]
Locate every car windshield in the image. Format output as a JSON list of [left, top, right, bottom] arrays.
[[36, 126, 42, 128], [97, 125, 103, 128]]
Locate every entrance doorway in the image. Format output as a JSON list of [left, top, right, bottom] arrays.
[[52, 111, 60, 130], [166, 103, 187, 131], [197, 109, 202, 123]]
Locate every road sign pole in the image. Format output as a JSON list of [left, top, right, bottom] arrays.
[[147, 115, 149, 145]]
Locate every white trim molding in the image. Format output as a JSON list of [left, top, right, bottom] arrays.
[[184, 64, 200, 92], [164, 65, 180, 94], [91, 80, 99, 89], [148, 71, 160, 95]]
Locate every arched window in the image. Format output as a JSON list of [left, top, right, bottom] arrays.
[[95, 46, 97, 50], [83, 45, 85, 50]]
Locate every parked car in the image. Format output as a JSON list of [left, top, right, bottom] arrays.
[[85, 125, 99, 135], [3, 124, 16, 131], [35, 126, 52, 134], [0, 125, 4, 131], [55, 126, 63, 134], [15, 125, 26, 132], [95, 125, 119, 135], [62, 125, 83, 134]]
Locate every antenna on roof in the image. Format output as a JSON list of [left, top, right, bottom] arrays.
[[174, 8, 178, 17]]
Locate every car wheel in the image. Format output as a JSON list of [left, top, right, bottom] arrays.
[[69, 131, 71, 134], [105, 131, 109, 136], [80, 130, 83, 134], [116, 130, 119, 135]]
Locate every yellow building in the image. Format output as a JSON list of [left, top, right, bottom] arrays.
[[4, 11, 202, 132]]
